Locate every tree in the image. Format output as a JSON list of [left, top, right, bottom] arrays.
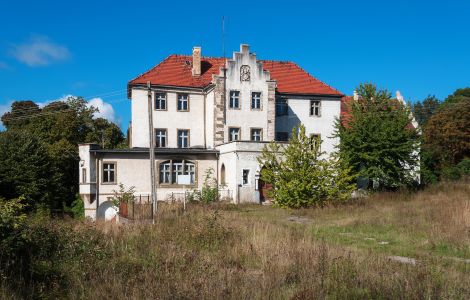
[[412, 95, 440, 127], [258, 125, 356, 208], [423, 97, 470, 168], [334, 83, 420, 190], [443, 87, 470, 105], [0, 131, 55, 208], [0, 96, 125, 211]]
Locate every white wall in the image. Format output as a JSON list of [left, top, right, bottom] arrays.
[[224, 44, 272, 142], [131, 88, 207, 148], [275, 98, 341, 155]]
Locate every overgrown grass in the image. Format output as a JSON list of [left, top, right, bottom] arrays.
[[1, 182, 469, 299]]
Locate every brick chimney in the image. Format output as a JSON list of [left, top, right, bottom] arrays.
[[192, 46, 201, 76]]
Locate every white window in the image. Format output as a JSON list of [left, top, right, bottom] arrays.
[[155, 129, 167, 148], [229, 91, 240, 109], [159, 160, 196, 184], [103, 163, 116, 183], [251, 92, 261, 109], [229, 127, 240, 141], [177, 94, 189, 111], [159, 162, 171, 183], [177, 129, 189, 148], [310, 134, 321, 150], [251, 128, 262, 141], [155, 92, 166, 110], [242, 169, 250, 185], [310, 100, 321, 117]]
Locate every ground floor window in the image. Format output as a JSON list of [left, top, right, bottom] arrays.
[[159, 160, 196, 185], [242, 169, 250, 185]]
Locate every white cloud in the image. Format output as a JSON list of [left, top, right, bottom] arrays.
[[10, 35, 70, 67], [87, 97, 118, 123]]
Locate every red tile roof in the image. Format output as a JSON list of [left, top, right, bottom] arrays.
[[129, 55, 343, 96]]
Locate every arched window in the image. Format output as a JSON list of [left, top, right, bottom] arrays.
[[220, 164, 226, 186], [159, 160, 196, 185]]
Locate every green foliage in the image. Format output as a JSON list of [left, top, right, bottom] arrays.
[[200, 168, 219, 203], [0, 131, 55, 208], [412, 95, 440, 126], [70, 194, 85, 219], [111, 183, 136, 207], [423, 97, 470, 167], [258, 125, 356, 208], [334, 83, 420, 190], [0, 96, 125, 211], [0, 196, 28, 246]]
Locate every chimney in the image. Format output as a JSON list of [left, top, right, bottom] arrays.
[[192, 46, 201, 76]]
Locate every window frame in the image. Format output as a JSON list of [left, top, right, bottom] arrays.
[[250, 128, 263, 142], [177, 129, 190, 148], [229, 90, 241, 109], [310, 133, 322, 151], [228, 127, 241, 142], [309, 100, 321, 117], [155, 128, 167, 148], [177, 93, 190, 112], [157, 159, 197, 187], [102, 161, 117, 184], [242, 169, 250, 186], [251, 91, 262, 110], [154, 92, 167, 111]]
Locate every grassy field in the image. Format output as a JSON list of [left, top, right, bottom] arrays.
[[1, 181, 469, 299]]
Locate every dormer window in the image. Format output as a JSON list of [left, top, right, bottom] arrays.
[[177, 94, 189, 111], [229, 91, 240, 109]]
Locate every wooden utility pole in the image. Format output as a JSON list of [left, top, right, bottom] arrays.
[[147, 81, 157, 223]]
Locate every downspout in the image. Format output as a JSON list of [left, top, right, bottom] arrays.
[[203, 92, 207, 148], [95, 155, 100, 219]]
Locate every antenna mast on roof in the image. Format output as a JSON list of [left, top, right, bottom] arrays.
[[222, 16, 227, 125]]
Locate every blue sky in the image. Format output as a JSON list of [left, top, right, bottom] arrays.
[[1, 0, 469, 131]]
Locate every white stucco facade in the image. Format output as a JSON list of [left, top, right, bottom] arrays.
[[79, 44, 344, 220]]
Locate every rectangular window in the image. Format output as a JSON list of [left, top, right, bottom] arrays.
[[103, 163, 116, 183], [242, 169, 250, 185], [229, 127, 240, 142], [229, 91, 240, 109], [310, 133, 321, 150], [276, 99, 288, 116], [155, 129, 167, 148], [251, 92, 261, 109], [276, 132, 288, 141], [172, 161, 184, 184], [310, 100, 321, 117], [250, 128, 262, 141], [81, 168, 87, 183], [177, 94, 189, 111], [159, 162, 171, 183], [177, 129, 189, 148], [154, 92, 166, 110]]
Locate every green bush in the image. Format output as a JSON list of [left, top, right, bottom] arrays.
[[258, 125, 356, 208], [200, 168, 219, 203]]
